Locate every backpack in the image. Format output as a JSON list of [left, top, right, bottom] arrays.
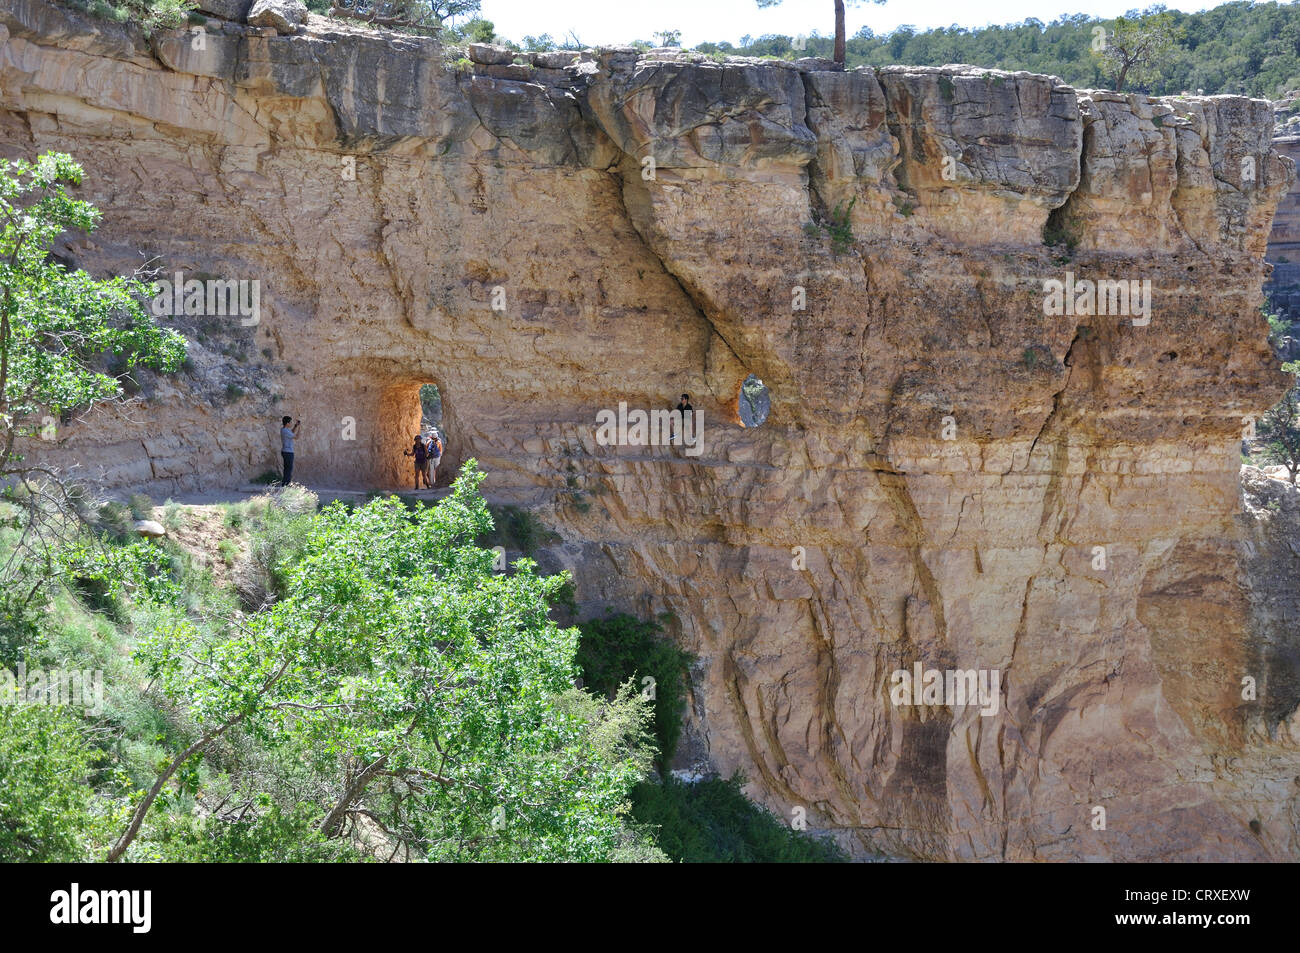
[[430, 435, 443, 457]]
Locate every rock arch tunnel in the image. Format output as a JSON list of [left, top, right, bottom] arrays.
[[294, 361, 459, 492]]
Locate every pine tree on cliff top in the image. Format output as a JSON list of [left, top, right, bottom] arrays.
[[756, 0, 887, 64]]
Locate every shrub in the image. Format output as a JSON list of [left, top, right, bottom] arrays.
[[76, 0, 197, 34], [128, 493, 155, 521], [118, 464, 657, 863], [828, 197, 857, 252], [482, 504, 556, 556], [1043, 207, 1080, 253], [233, 490, 318, 608], [140, 803, 362, 862], [96, 501, 135, 542], [630, 776, 848, 863], [0, 706, 97, 861], [0, 571, 48, 667], [576, 612, 692, 771], [161, 501, 185, 531]]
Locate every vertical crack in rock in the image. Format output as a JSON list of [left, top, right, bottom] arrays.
[[803, 566, 876, 825], [1029, 326, 1084, 539], [596, 153, 750, 375]]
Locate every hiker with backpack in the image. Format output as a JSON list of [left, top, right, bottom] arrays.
[[425, 431, 443, 487], [404, 434, 431, 490]]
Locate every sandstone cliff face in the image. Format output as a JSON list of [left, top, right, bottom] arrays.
[[3, 0, 1299, 860]]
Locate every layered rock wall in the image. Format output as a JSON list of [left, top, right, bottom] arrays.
[[3, 0, 1299, 859]]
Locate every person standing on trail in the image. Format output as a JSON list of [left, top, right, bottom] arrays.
[[404, 434, 430, 490], [671, 393, 693, 443], [426, 430, 443, 487], [280, 415, 300, 486]]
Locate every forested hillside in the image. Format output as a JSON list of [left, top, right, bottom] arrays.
[[697, 3, 1300, 98]]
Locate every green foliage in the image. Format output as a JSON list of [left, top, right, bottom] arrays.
[[327, 0, 480, 32], [714, 3, 1300, 99], [460, 17, 497, 43], [0, 153, 187, 479], [128, 493, 155, 521], [808, 197, 857, 255], [419, 382, 442, 427], [1266, 309, 1290, 351], [482, 503, 556, 556], [73, 0, 197, 35], [57, 530, 185, 609], [0, 705, 96, 861], [0, 470, 670, 863], [829, 197, 856, 251], [1043, 207, 1080, 254], [96, 501, 135, 544], [232, 490, 318, 608], [630, 776, 848, 863], [138, 803, 362, 862], [1258, 362, 1300, 484], [1097, 11, 1183, 92], [753, 0, 888, 62], [125, 463, 657, 862], [159, 501, 183, 530], [576, 612, 692, 771], [0, 562, 47, 667]]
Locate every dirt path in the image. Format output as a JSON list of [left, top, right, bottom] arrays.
[[160, 485, 456, 507]]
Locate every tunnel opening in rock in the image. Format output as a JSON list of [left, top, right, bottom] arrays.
[[373, 376, 455, 491], [736, 374, 771, 428], [419, 383, 443, 431]]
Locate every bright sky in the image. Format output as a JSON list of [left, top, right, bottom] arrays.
[[475, 0, 1230, 47]]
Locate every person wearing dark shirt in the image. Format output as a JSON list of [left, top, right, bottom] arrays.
[[672, 393, 693, 444], [404, 435, 430, 490]]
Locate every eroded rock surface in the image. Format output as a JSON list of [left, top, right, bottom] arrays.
[[3, 0, 1298, 859]]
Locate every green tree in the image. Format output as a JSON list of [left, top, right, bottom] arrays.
[[326, 0, 479, 29], [576, 612, 692, 773], [0, 153, 186, 506], [460, 16, 496, 43], [755, 0, 886, 63], [418, 382, 442, 429], [1095, 10, 1182, 92], [111, 463, 658, 862], [0, 705, 96, 861], [631, 776, 848, 862], [718, 4, 1300, 99], [80, 0, 196, 35], [1258, 362, 1300, 485]]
